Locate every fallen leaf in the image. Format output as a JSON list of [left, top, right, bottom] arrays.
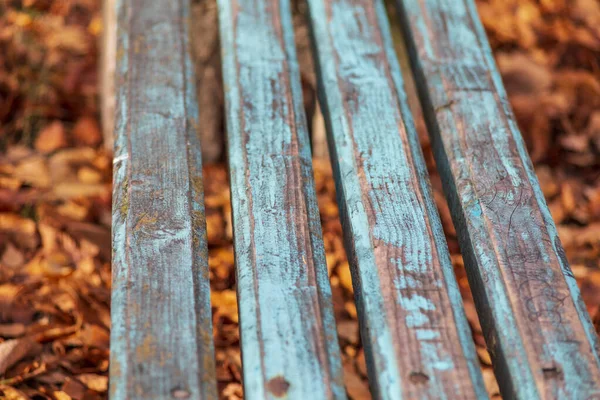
[[35, 121, 68, 154], [61, 377, 87, 399], [13, 157, 51, 188], [0, 324, 26, 338], [53, 390, 72, 400], [0, 338, 40, 375], [337, 320, 359, 345], [343, 359, 371, 400], [53, 183, 108, 200], [1, 243, 25, 269], [337, 262, 353, 294], [0, 385, 29, 400], [77, 373, 108, 392], [72, 117, 102, 147]]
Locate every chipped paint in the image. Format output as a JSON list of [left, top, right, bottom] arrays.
[[306, 0, 487, 398], [109, 1, 217, 399], [218, 0, 345, 398], [394, 0, 600, 398]]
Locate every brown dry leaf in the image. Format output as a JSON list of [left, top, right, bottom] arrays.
[[77, 167, 103, 184], [477, 346, 493, 366], [56, 201, 90, 221], [0, 214, 38, 249], [0, 176, 22, 191], [344, 302, 358, 319], [343, 359, 371, 400], [77, 373, 108, 393], [222, 383, 243, 400], [1, 243, 25, 269], [45, 25, 89, 54], [48, 148, 98, 183], [0, 338, 40, 375], [53, 391, 72, 400], [62, 377, 87, 399], [0, 324, 26, 339], [77, 324, 109, 349], [355, 349, 368, 378], [35, 121, 68, 154], [73, 117, 102, 148], [212, 290, 239, 323], [483, 368, 501, 398], [337, 320, 359, 345], [0, 214, 36, 236], [52, 183, 109, 200], [0, 385, 29, 400], [337, 262, 353, 294], [13, 157, 51, 189]]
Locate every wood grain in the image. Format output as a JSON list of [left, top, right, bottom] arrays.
[[110, 1, 217, 399], [394, 0, 600, 398], [307, 0, 487, 398], [218, 0, 345, 398]]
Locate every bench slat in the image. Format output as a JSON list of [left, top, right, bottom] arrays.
[[110, 1, 217, 399], [395, 0, 600, 398], [218, 0, 345, 398], [307, 0, 487, 398]]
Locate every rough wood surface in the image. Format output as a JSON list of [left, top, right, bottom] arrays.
[[307, 0, 487, 398], [218, 0, 345, 398], [394, 0, 600, 398], [110, 1, 217, 399]]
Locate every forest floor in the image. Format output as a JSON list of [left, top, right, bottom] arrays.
[[0, 0, 599, 399]]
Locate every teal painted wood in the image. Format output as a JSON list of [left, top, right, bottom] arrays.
[[394, 0, 600, 398], [218, 0, 346, 398], [110, 0, 217, 399], [307, 0, 487, 398]]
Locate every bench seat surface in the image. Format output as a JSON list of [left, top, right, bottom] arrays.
[[110, 1, 217, 399], [109, 0, 600, 399], [308, 0, 487, 398], [396, 0, 600, 398], [219, 0, 345, 398]]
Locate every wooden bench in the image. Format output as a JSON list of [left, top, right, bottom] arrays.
[[109, 0, 600, 398]]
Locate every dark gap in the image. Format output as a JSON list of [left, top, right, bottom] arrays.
[[190, 1, 242, 399]]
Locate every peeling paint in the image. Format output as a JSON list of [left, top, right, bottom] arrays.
[[307, 0, 486, 398], [110, 1, 217, 399], [218, 0, 345, 398], [395, 0, 600, 398]]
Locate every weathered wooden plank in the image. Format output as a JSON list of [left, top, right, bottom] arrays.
[[218, 0, 345, 398], [307, 0, 487, 398], [394, 0, 600, 398], [110, 1, 217, 399]]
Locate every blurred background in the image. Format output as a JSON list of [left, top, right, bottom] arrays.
[[0, 0, 599, 398]]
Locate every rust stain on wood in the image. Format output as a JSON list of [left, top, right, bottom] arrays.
[[266, 375, 291, 397]]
